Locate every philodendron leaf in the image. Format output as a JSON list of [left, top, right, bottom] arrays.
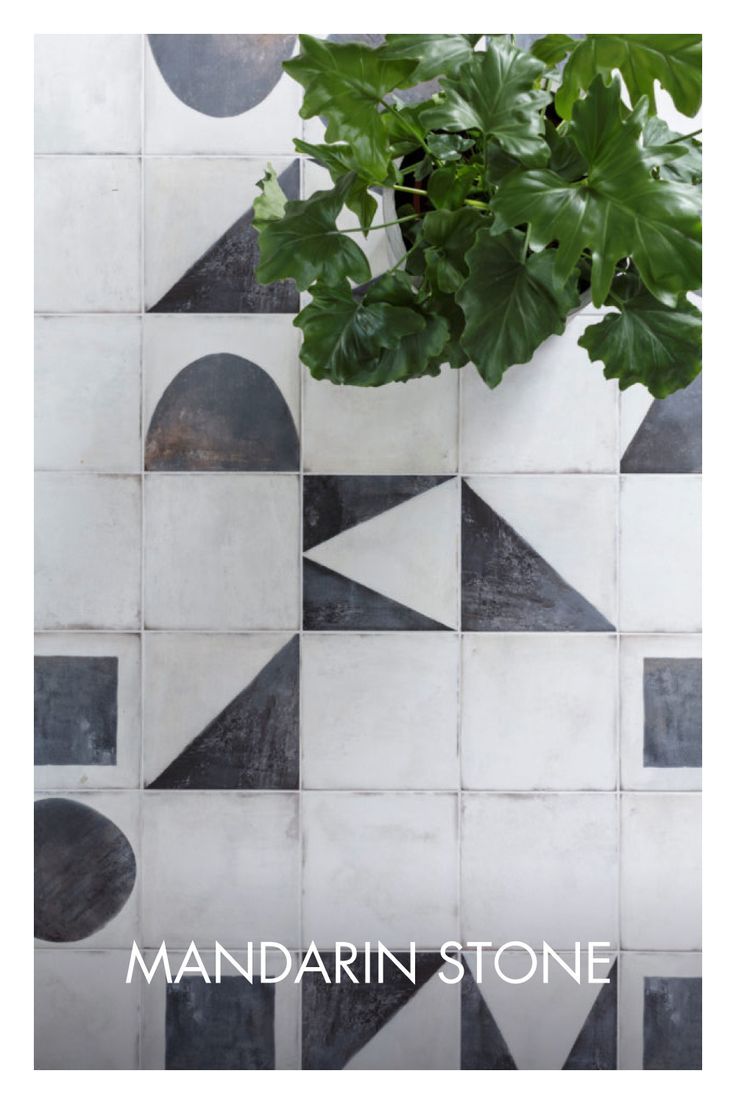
[[255, 176, 371, 291], [457, 228, 580, 387], [421, 40, 551, 167], [642, 117, 702, 185], [578, 274, 701, 398], [253, 164, 288, 230], [492, 76, 701, 306], [293, 139, 379, 230], [295, 273, 449, 386], [530, 34, 578, 67], [421, 207, 487, 293], [283, 35, 418, 180], [555, 34, 702, 118], [381, 34, 482, 81]]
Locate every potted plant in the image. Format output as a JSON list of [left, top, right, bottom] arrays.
[[253, 33, 702, 397]]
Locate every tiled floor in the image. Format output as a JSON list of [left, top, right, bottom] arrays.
[[34, 34, 702, 1070]]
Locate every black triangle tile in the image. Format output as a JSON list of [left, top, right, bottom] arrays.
[[303, 475, 453, 552], [147, 635, 299, 790], [303, 559, 452, 631], [461, 966, 517, 1070], [302, 952, 441, 1069], [621, 374, 701, 473], [461, 481, 615, 632], [563, 960, 618, 1070], [148, 160, 300, 314]]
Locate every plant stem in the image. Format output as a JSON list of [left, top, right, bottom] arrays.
[[339, 214, 421, 234], [393, 184, 429, 196], [464, 198, 492, 210], [666, 127, 702, 144]]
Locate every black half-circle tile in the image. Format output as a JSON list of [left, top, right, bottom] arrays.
[[563, 960, 617, 1069], [303, 559, 452, 631], [461, 480, 615, 632], [643, 657, 702, 768], [621, 374, 702, 473], [303, 475, 452, 551], [460, 965, 517, 1070], [148, 636, 299, 789], [148, 35, 295, 118], [35, 798, 136, 942], [34, 655, 118, 766], [149, 160, 300, 314], [146, 353, 299, 472], [166, 976, 275, 1070], [302, 952, 441, 1069]]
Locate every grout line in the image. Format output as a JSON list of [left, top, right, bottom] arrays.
[[137, 31, 146, 1070]]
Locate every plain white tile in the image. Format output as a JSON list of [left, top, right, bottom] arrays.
[[144, 474, 299, 630], [302, 634, 458, 789], [461, 315, 619, 473], [620, 476, 701, 631], [35, 950, 141, 1070], [145, 33, 301, 154], [302, 793, 458, 946], [620, 635, 702, 791], [34, 790, 141, 949], [462, 794, 618, 947], [621, 794, 701, 950], [461, 635, 617, 790], [142, 792, 299, 946], [35, 35, 142, 152], [34, 633, 141, 790], [303, 367, 459, 475], [35, 316, 141, 472], [35, 157, 141, 312], [35, 474, 141, 630]]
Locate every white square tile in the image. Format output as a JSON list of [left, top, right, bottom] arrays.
[[141, 946, 300, 1069], [35, 950, 141, 1070], [35, 35, 142, 153], [302, 793, 458, 946], [142, 792, 299, 946], [35, 474, 141, 630], [621, 635, 702, 790], [35, 633, 140, 790], [303, 366, 459, 475], [621, 794, 701, 950], [144, 474, 299, 630], [145, 34, 301, 154], [34, 791, 141, 949], [302, 634, 459, 789], [462, 794, 618, 947], [35, 157, 141, 312], [144, 156, 298, 312], [620, 476, 701, 631], [35, 316, 141, 472], [461, 635, 617, 790], [619, 952, 702, 1069], [143, 315, 299, 471], [461, 314, 619, 473]]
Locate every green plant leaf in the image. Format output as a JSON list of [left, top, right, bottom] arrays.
[[492, 76, 701, 306], [283, 35, 418, 180], [425, 132, 475, 162], [293, 139, 379, 230], [556, 34, 702, 118], [253, 164, 288, 231], [421, 40, 551, 167], [295, 273, 449, 385], [641, 117, 702, 184], [578, 274, 701, 397], [530, 34, 578, 67], [457, 228, 580, 387], [380, 34, 482, 81], [255, 176, 371, 291], [426, 164, 477, 210], [421, 207, 487, 293]]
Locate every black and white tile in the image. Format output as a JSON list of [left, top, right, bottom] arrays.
[[619, 954, 702, 1070]]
